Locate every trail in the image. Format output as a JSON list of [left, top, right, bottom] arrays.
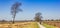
[[37, 22, 46, 28]]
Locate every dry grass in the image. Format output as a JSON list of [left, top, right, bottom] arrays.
[[43, 21, 60, 28], [0, 22, 39, 28]]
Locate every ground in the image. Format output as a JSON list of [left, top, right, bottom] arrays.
[[0, 21, 59, 28], [43, 21, 60, 28], [42, 23, 58, 28], [0, 22, 39, 28]]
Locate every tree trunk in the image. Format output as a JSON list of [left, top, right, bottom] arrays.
[[12, 12, 16, 24]]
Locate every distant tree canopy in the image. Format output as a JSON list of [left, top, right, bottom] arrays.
[[1, 20, 7, 24], [1, 20, 6, 22], [34, 12, 42, 22]]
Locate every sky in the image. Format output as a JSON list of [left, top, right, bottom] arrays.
[[0, 0, 60, 21]]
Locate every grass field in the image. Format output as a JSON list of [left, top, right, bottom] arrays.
[[43, 21, 60, 28], [0, 21, 59, 28], [0, 22, 39, 28], [42, 23, 59, 28]]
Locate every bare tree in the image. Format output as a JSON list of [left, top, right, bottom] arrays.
[[34, 12, 42, 24], [11, 2, 22, 23]]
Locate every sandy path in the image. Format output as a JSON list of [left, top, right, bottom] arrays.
[[37, 22, 46, 28]]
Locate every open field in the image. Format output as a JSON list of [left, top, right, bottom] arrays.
[[0, 22, 39, 28], [43, 23, 58, 28], [0, 21, 59, 28], [43, 21, 60, 28]]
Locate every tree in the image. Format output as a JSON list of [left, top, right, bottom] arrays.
[[1, 19, 6, 24], [11, 2, 22, 23], [34, 12, 42, 24]]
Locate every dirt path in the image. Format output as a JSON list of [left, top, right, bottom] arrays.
[[37, 22, 46, 28]]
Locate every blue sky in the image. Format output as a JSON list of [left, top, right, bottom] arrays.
[[0, 0, 60, 20]]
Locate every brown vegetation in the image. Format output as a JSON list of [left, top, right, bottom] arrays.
[[43, 21, 60, 28]]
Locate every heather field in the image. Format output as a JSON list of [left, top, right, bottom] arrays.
[[43, 21, 60, 28], [43, 23, 58, 28], [0, 22, 39, 28], [0, 21, 59, 28]]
